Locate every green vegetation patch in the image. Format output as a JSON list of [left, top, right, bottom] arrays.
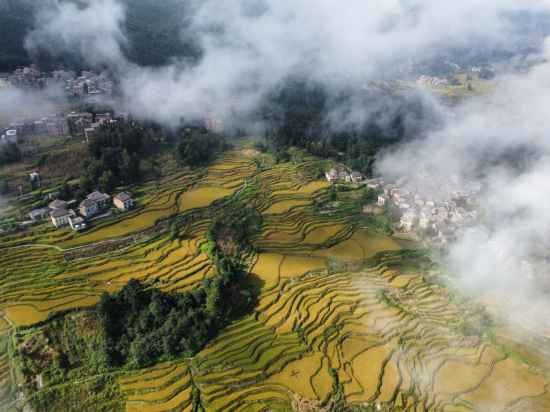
[[100, 202, 261, 369], [99, 264, 256, 369]]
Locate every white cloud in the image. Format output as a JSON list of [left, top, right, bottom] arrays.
[[20, 2, 550, 330], [377, 44, 550, 340], [23, 0, 550, 126], [26, 0, 126, 66]]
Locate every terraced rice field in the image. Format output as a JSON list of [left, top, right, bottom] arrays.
[[0, 153, 256, 326], [111, 252, 550, 412], [2, 151, 550, 411]]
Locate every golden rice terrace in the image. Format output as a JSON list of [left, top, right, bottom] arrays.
[[1, 150, 550, 412]]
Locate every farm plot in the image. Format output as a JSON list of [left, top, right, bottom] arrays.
[[0, 232, 219, 326], [0, 347, 10, 403], [0, 155, 257, 326], [120, 363, 193, 412], [3, 153, 550, 412], [175, 253, 550, 411]]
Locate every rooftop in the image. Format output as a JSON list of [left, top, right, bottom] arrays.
[[50, 208, 71, 218], [30, 207, 50, 217], [49, 199, 67, 210], [87, 191, 110, 202], [114, 192, 132, 202], [79, 199, 96, 208]]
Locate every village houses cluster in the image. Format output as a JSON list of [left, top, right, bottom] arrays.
[[1, 114, 68, 145], [325, 167, 365, 184], [0, 111, 127, 150], [63, 70, 114, 97], [0, 66, 121, 145], [325, 167, 481, 247], [3, 65, 113, 97], [416, 75, 449, 87], [28, 191, 134, 232], [376, 178, 480, 247]]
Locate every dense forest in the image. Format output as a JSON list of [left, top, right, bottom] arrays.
[[0, 143, 22, 166], [0, 0, 34, 71], [260, 78, 438, 176]]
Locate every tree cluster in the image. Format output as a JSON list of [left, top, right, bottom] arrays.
[[80, 120, 162, 193], [260, 78, 435, 175], [0, 143, 22, 165], [98, 254, 255, 368], [176, 129, 230, 168], [98, 206, 260, 369], [0, 0, 201, 72], [0, 0, 34, 71]]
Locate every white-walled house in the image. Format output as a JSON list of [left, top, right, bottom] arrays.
[[79, 199, 99, 218], [50, 209, 75, 228], [113, 192, 134, 211]]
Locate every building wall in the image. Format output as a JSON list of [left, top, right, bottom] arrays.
[[114, 198, 132, 210], [52, 215, 69, 227]]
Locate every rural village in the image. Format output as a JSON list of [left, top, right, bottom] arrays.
[[30, 190, 134, 232], [325, 166, 481, 248], [2, 2, 550, 411]]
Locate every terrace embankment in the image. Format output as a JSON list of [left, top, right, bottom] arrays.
[[2, 149, 550, 411]]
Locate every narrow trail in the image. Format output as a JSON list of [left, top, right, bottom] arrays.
[[0, 243, 65, 252], [0, 237, 135, 253]]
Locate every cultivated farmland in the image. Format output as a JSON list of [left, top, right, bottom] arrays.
[[1, 150, 549, 411]]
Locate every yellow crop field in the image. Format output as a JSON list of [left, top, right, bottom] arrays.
[[300, 181, 329, 193], [266, 353, 330, 400], [178, 186, 235, 212], [252, 253, 284, 286], [264, 199, 311, 214], [351, 229, 402, 257], [279, 255, 326, 278], [314, 238, 364, 260], [119, 363, 176, 387], [3, 152, 550, 412], [4, 305, 50, 326], [460, 358, 547, 411], [4, 295, 100, 326], [303, 224, 345, 244], [128, 386, 192, 411]]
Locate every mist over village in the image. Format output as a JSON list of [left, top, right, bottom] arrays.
[[1, 1, 550, 411]]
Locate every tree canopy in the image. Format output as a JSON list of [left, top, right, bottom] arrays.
[[176, 130, 229, 168], [260, 78, 436, 175], [0, 143, 22, 166], [80, 120, 162, 193], [98, 203, 260, 368]]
